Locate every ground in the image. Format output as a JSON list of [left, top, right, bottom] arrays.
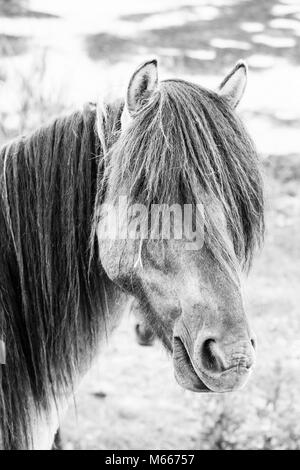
[[0, 0, 299, 450]]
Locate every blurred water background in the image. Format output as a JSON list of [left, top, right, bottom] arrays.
[[0, 0, 299, 450]]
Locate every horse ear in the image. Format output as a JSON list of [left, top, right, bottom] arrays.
[[126, 59, 158, 116], [218, 61, 248, 108]]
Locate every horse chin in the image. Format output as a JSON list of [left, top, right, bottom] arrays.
[[173, 336, 211, 393]]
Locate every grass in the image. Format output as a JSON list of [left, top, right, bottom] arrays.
[[0, 53, 67, 145]]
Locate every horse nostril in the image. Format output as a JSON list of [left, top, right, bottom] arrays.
[[200, 337, 255, 374], [201, 338, 220, 372]]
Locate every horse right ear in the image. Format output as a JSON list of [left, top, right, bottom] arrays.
[[218, 61, 248, 108], [126, 59, 158, 117]]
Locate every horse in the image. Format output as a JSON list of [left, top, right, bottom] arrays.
[[0, 59, 264, 449]]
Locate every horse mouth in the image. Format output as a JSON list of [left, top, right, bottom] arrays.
[[173, 336, 211, 393]]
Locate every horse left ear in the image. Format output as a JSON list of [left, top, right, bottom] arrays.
[[126, 59, 158, 116], [218, 61, 248, 108]]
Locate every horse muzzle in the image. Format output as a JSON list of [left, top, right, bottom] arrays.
[[173, 334, 256, 393]]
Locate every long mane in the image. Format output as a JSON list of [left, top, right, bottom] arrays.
[[99, 79, 264, 273], [0, 105, 110, 449]]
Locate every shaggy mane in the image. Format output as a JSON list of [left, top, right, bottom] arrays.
[[98, 79, 264, 272], [0, 105, 111, 449]]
